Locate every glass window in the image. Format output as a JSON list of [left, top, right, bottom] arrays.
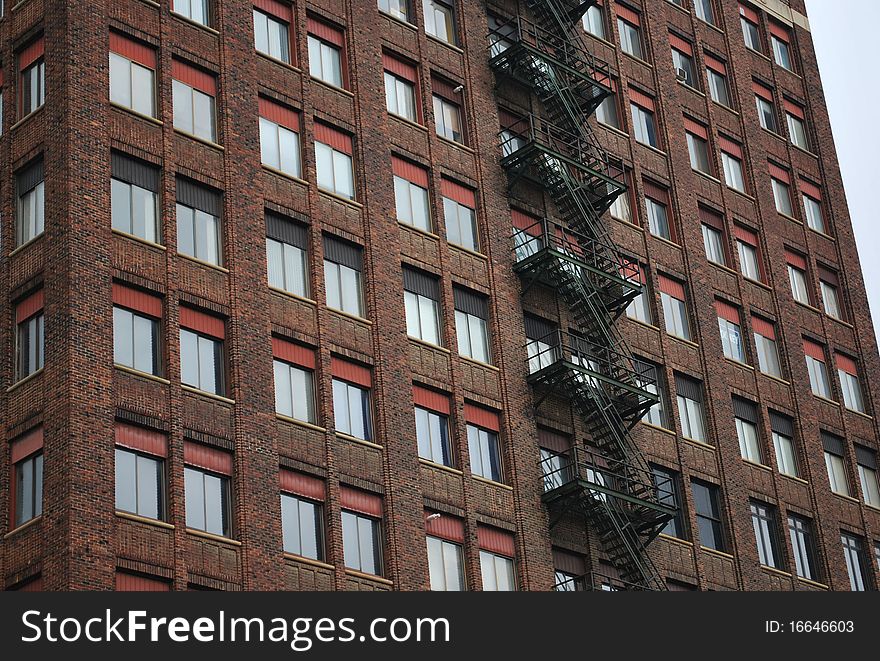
[[16, 311, 44, 381], [631, 104, 657, 148], [707, 68, 730, 107], [308, 35, 343, 87], [281, 493, 323, 560], [416, 406, 452, 467], [772, 36, 793, 71], [20, 59, 45, 116], [636, 361, 667, 429], [260, 117, 301, 177], [722, 152, 746, 192], [609, 188, 632, 222], [315, 141, 355, 199], [702, 224, 726, 266], [395, 176, 431, 232], [838, 368, 865, 414], [184, 466, 231, 537], [825, 450, 850, 496], [672, 48, 697, 88], [582, 5, 605, 40], [737, 239, 761, 281], [173, 0, 211, 26], [427, 536, 464, 591], [803, 195, 826, 234], [455, 309, 490, 363], [274, 359, 316, 423], [626, 286, 653, 325], [841, 533, 870, 591], [820, 280, 841, 319], [172, 80, 216, 142], [750, 501, 780, 568], [596, 93, 620, 128], [661, 291, 691, 341], [788, 265, 810, 305], [379, 0, 409, 22], [691, 480, 724, 551], [111, 178, 159, 243], [806, 354, 832, 399], [115, 447, 164, 520], [433, 94, 463, 143], [755, 330, 782, 379], [618, 18, 643, 59], [16, 176, 45, 247], [423, 0, 455, 44], [773, 431, 799, 477], [787, 113, 809, 150], [677, 389, 707, 443], [736, 417, 762, 464], [694, 0, 715, 25], [110, 52, 156, 117], [267, 237, 308, 298], [646, 197, 671, 240], [480, 550, 515, 591], [342, 510, 382, 575], [468, 424, 502, 482], [177, 202, 222, 265], [719, 317, 746, 363], [686, 132, 711, 174], [652, 465, 684, 538], [405, 290, 441, 345], [253, 9, 290, 63], [14, 452, 43, 527], [180, 328, 224, 396], [756, 96, 778, 132], [324, 258, 364, 317], [385, 72, 417, 122], [788, 515, 817, 581], [741, 17, 761, 51], [540, 447, 569, 492], [113, 306, 161, 376], [857, 462, 880, 509], [333, 378, 372, 441]]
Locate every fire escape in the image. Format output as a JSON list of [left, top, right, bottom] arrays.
[[488, 3, 676, 590]]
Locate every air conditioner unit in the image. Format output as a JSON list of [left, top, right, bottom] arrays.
[[676, 68, 689, 82]]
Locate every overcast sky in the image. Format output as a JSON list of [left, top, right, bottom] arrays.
[[804, 0, 880, 343]]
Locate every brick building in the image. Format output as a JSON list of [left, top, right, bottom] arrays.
[[1, 0, 879, 591]]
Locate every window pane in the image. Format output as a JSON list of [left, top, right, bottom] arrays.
[[113, 307, 134, 367], [184, 467, 205, 530], [197, 335, 218, 393], [315, 142, 334, 191], [260, 117, 279, 169], [342, 511, 360, 569], [279, 126, 301, 177], [172, 80, 193, 134], [298, 500, 320, 560], [131, 64, 155, 117], [274, 360, 293, 417], [136, 454, 161, 519], [115, 448, 137, 514], [204, 473, 225, 536], [132, 313, 157, 374], [332, 151, 354, 199], [340, 265, 362, 316], [109, 53, 132, 108]]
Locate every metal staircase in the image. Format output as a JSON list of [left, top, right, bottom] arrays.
[[489, 2, 677, 590]]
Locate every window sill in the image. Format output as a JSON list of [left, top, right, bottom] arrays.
[[625, 317, 661, 333], [317, 188, 363, 209], [761, 565, 792, 579], [408, 336, 450, 354], [114, 364, 171, 385], [806, 226, 835, 242], [3, 515, 41, 540], [269, 287, 317, 307], [418, 458, 463, 476], [255, 50, 301, 74], [758, 372, 790, 387], [708, 261, 739, 277], [595, 123, 629, 140], [780, 473, 809, 486], [179, 253, 229, 273], [181, 384, 235, 405], [700, 546, 733, 559], [635, 141, 667, 157], [10, 105, 45, 133], [343, 568, 393, 585], [844, 408, 873, 421], [436, 134, 475, 154], [824, 314, 851, 328], [726, 186, 755, 203], [398, 221, 439, 240], [639, 421, 676, 437], [8, 232, 44, 258], [425, 33, 464, 54], [668, 335, 699, 350], [649, 234, 682, 250], [676, 80, 705, 98], [112, 229, 166, 251], [742, 458, 771, 472], [812, 394, 839, 407], [658, 533, 693, 547], [790, 143, 817, 160], [170, 11, 220, 35], [310, 76, 355, 98], [723, 357, 753, 371], [137, 0, 161, 9], [186, 528, 241, 546], [796, 576, 829, 590], [173, 128, 225, 151], [698, 19, 726, 36], [335, 432, 383, 450], [682, 437, 715, 452], [388, 112, 427, 132], [326, 307, 372, 326], [746, 48, 773, 64], [109, 102, 163, 127], [115, 511, 174, 530], [778, 211, 802, 224], [275, 414, 325, 433], [283, 553, 335, 571], [262, 164, 308, 187], [692, 169, 721, 185], [865, 503, 880, 513], [621, 52, 653, 69], [7, 368, 44, 393], [459, 355, 499, 372], [472, 474, 512, 491], [831, 492, 860, 505], [743, 276, 772, 292], [711, 101, 738, 116], [793, 300, 821, 315], [758, 126, 787, 143], [448, 242, 488, 261], [378, 11, 417, 32]]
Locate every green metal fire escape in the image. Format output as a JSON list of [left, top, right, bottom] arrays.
[[489, 4, 677, 590]]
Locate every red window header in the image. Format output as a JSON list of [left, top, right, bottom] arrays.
[[115, 423, 168, 458], [314, 122, 352, 154], [115, 572, 170, 591], [769, 21, 790, 43], [783, 99, 804, 119], [785, 250, 807, 270], [307, 17, 344, 47], [184, 441, 233, 475], [753, 81, 773, 101], [464, 403, 500, 432], [172, 59, 217, 96], [280, 470, 325, 501], [331, 357, 371, 388], [11, 426, 43, 464], [255, 0, 292, 22], [413, 385, 451, 415], [739, 3, 759, 24], [734, 224, 758, 246], [272, 338, 316, 370], [180, 307, 225, 340], [835, 353, 858, 376], [110, 32, 157, 69], [698, 206, 724, 230], [669, 33, 693, 56], [718, 135, 743, 158], [751, 316, 776, 340], [628, 87, 654, 111], [800, 179, 822, 201], [802, 339, 825, 362], [538, 428, 570, 453], [477, 525, 515, 557], [19, 37, 44, 70], [657, 274, 685, 300], [340, 486, 382, 517], [383, 53, 417, 83], [511, 209, 541, 237], [768, 162, 790, 183], [113, 283, 162, 318], [441, 178, 476, 208], [684, 117, 708, 140], [392, 156, 429, 188], [704, 54, 726, 75], [616, 5, 640, 26], [425, 511, 464, 543], [715, 300, 740, 324], [259, 97, 300, 132], [16, 290, 44, 324]]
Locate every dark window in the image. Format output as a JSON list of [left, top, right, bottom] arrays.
[[184, 466, 232, 537], [342, 510, 382, 575], [750, 500, 781, 568], [111, 153, 160, 243], [16, 158, 45, 247], [180, 328, 225, 396], [115, 448, 164, 520], [14, 452, 43, 527], [652, 464, 684, 538], [176, 178, 222, 266], [281, 493, 323, 560], [324, 236, 364, 317], [416, 406, 452, 467], [266, 212, 309, 297], [333, 378, 372, 441], [841, 533, 871, 591], [16, 307, 44, 381], [788, 514, 818, 581], [692, 479, 724, 551]]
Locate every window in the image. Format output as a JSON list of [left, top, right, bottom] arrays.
[[786, 251, 810, 305], [617, 9, 643, 59], [596, 87, 620, 128], [751, 501, 780, 568], [609, 179, 632, 222], [635, 359, 668, 429], [770, 412, 798, 477], [273, 339, 317, 424], [280, 473, 324, 560], [671, 42, 697, 88], [266, 212, 309, 298], [341, 489, 383, 575], [467, 405, 502, 482], [454, 287, 490, 363], [626, 265, 653, 324], [659, 275, 691, 341], [706, 56, 731, 107], [179, 308, 226, 396], [18, 38, 45, 117], [734, 398, 762, 464], [823, 432, 850, 497], [841, 533, 870, 591], [717, 300, 746, 363], [753, 316, 783, 379], [15, 291, 44, 381], [735, 225, 762, 281], [404, 267, 442, 346], [855, 446, 880, 508], [582, 4, 606, 40], [414, 387, 453, 467], [184, 445, 232, 537], [525, 316, 558, 375], [685, 119, 711, 175], [755, 84, 778, 132], [393, 157, 431, 232], [332, 359, 373, 441], [644, 181, 672, 241], [785, 101, 809, 150], [692, 479, 724, 551], [379, 0, 409, 22], [819, 270, 842, 320], [426, 526, 465, 591], [630, 100, 658, 148], [772, 171, 794, 215], [770, 23, 794, 71], [12, 429, 43, 528], [307, 19, 344, 88], [676, 374, 707, 443], [109, 33, 156, 117], [15, 158, 45, 247], [539, 430, 570, 492], [176, 178, 222, 266], [804, 340, 832, 400], [479, 528, 516, 591], [836, 354, 865, 414], [324, 236, 364, 317], [259, 98, 302, 178], [111, 152, 160, 243], [423, 0, 455, 44], [694, 0, 715, 25], [384, 55, 418, 123], [740, 4, 761, 52], [802, 185, 826, 234], [115, 445, 164, 521], [652, 464, 684, 538], [173, 0, 211, 26], [315, 123, 355, 199], [254, 2, 292, 63], [720, 138, 746, 193], [433, 83, 464, 144], [113, 284, 162, 376], [700, 208, 727, 266], [788, 514, 818, 580], [172, 60, 217, 142]]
